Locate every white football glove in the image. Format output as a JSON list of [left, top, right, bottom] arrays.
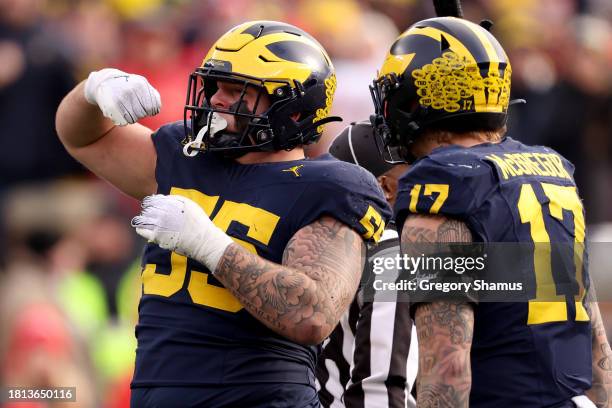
[[131, 194, 234, 273], [84, 68, 161, 126], [571, 396, 597, 408]]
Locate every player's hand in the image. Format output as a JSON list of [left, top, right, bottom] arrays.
[[131, 195, 234, 272], [84, 68, 161, 126]]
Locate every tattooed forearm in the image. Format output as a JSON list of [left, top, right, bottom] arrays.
[[403, 214, 474, 408], [214, 216, 365, 345], [401, 215, 473, 257], [585, 297, 612, 407], [438, 219, 473, 242], [416, 302, 473, 408], [420, 302, 474, 344], [401, 225, 436, 243], [418, 384, 464, 408]]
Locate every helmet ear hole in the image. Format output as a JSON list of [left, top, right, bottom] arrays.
[[303, 78, 317, 87], [479, 19, 494, 31]]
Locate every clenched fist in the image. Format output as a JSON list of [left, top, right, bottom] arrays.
[[84, 68, 161, 126], [131, 194, 235, 273]]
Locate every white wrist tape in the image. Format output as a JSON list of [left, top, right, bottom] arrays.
[[131, 194, 234, 273], [571, 396, 596, 408]]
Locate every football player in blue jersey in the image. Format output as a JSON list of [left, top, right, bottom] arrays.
[[369, 16, 612, 408], [56, 21, 391, 407]]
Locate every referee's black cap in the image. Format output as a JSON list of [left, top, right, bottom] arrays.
[[329, 120, 394, 177]]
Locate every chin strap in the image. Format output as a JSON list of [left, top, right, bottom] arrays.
[[509, 98, 527, 106], [296, 116, 342, 138]]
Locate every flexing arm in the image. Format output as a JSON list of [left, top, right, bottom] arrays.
[[132, 195, 367, 345], [585, 286, 612, 407], [55, 71, 159, 199], [402, 214, 474, 408], [214, 216, 366, 345]]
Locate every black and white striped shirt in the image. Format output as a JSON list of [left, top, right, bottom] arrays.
[[316, 226, 418, 408]]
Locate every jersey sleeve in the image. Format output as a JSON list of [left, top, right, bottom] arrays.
[[150, 121, 184, 194], [292, 164, 392, 244], [393, 153, 494, 234]]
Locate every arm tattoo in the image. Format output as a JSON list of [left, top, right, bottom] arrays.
[[416, 302, 473, 408], [402, 216, 472, 246], [418, 384, 464, 408], [403, 214, 474, 408], [214, 216, 365, 345], [401, 225, 436, 244], [438, 219, 473, 242], [585, 283, 612, 407]]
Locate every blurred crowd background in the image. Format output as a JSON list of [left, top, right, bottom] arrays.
[[0, 0, 610, 406]]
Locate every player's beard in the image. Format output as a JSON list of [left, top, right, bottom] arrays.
[[209, 102, 263, 159]]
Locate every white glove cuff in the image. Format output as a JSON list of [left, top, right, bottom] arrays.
[[132, 195, 235, 274], [189, 221, 235, 274], [571, 396, 597, 408], [170, 196, 234, 273], [83, 70, 98, 105]]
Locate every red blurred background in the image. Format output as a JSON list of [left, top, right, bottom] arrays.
[[0, 0, 610, 406]]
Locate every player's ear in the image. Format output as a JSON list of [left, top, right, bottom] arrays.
[[377, 175, 394, 202]]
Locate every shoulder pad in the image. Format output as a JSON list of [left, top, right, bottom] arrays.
[[292, 155, 392, 243], [394, 150, 495, 231]]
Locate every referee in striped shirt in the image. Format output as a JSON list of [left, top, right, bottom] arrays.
[[316, 121, 417, 408]]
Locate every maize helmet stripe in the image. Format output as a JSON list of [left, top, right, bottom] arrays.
[[442, 18, 501, 109], [452, 19, 499, 61], [214, 21, 261, 51], [408, 27, 476, 63], [452, 18, 508, 61], [424, 18, 508, 65], [407, 26, 487, 108], [451, 17, 509, 79], [378, 28, 417, 77], [379, 53, 416, 78], [240, 21, 330, 61], [204, 31, 330, 93], [426, 18, 511, 102], [382, 25, 477, 69], [379, 22, 477, 79], [452, 18, 511, 110], [380, 26, 476, 79]]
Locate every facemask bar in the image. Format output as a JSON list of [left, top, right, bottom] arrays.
[[369, 74, 409, 164]]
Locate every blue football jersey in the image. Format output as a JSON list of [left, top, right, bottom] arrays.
[[131, 121, 391, 388], [394, 137, 591, 407]]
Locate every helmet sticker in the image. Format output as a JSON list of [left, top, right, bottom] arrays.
[[313, 74, 337, 133], [411, 51, 511, 113]]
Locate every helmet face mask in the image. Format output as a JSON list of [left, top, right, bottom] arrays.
[[370, 72, 418, 163], [185, 68, 292, 155], [183, 21, 341, 156], [370, 17, 515, 163]]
